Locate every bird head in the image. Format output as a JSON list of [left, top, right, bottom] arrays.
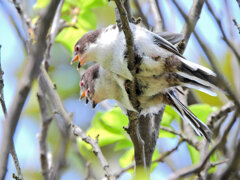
[[71, 29, 102, 69], [79, 64, 102, 108]]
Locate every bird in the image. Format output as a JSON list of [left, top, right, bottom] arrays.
[[79, 64, 213, 142], [71, 23, 220, 96]]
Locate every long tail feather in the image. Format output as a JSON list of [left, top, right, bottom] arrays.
[[167, 90, 213, 142], [176, 58, 223, 95]]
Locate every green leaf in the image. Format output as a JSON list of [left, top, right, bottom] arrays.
[[78, 108, 129, 152], [208, 148, 218, 174], [114, 139, 132, 151], [56, 27, 87, 53], [80, 0, 108, 9], [161, 111, 174, 127], [164, 105, 180, 122], [187, 143, 200, 165], [100, 107, 128, 133], [33, 0, 50, 9], [189, 104, 217, 123], [119, 148, 134, 170], [78, 9, 97, 30], [151, 148, 160, 171], [159, 126, 176, 138]]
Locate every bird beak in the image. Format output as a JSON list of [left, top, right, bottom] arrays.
[[71, 55, 79, 64], [71, 54, 85, 68], [80, 90, 86, 99], [92, 100, 97, 109]]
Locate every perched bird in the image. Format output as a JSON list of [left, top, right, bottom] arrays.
[[72, 23, 219, 95], [79, 64, 213, 142]]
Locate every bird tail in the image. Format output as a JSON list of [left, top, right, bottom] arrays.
[[176, 57, 225, 96], [167, 90, 213, 142]]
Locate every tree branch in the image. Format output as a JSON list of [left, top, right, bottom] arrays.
[[173, 0, 204, 53], [73, 125, 115, 180], [205, 0, 240, 62], [0, 0, 60, 179], [113, 0, 147, 174], [0, 45, 23, 180], [37, 90, 53, 180], [38, 66, 114, 179], [233, 19, 240, 34], [168, 111, 238, 180], [132, 0, 149, 28], [149, 0, 164, 31]]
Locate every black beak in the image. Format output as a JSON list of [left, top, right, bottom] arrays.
[[92, 101, 96, 109], [77, 62, 81, 70], [86, 98, 89, 104]]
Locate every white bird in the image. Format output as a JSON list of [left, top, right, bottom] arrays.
[[72, 23, 219, 96], [79, 64, 213, 142]]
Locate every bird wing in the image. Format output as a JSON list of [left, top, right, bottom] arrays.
[[152, 33, 184, 58], [155, 32, 184, 45], [167, 89, 212, 142]]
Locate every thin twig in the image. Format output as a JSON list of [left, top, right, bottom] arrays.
[[208, 101, 235, 127], [43, 0, 65, 70], [132, 0, 149, 28], [0, 45, 24, 180], [173, 0, 204, 53], [168, 111, 238, 180], [236, 0, 240, 9], [73, 125, 115, 180], [12, 0, 34, 53], [114, 140, 182, 179], [113, 0, 147, 173], [233, 19, 240, 34], [0, 1, 61, 179], [149, 0, 164, 31], [153, 140, 182, 163], [205, 0, 240, 62], [172, 0, 240, 116], [37, 90, 53, 180], [154, 0, 166, 31], [160, 126, 199, 150], [38, 67, 113, 178]]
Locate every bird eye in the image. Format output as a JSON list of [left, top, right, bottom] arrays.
[[87, 89, 90, 95], [75, 45, 79, 52], [80, 81, 84, 87]]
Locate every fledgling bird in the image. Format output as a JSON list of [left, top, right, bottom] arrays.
[[72, 23, 219, 95], [79, 64, 213, 142]]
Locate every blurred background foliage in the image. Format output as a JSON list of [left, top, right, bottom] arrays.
[[0, 0, 239, 179]]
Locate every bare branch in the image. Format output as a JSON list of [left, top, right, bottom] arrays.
[[114, 139, 182, 179], [37, 90, 53, 180], [208, 101, 235, 127], [149, 0, 164, 31], [73, 125, 115, 180], [0, 45, 23, 180], [173, 0, 204, 53], [0, 0, 61, 178], [12, 0, 34, 53], [236, 0, 240, 8], [154, 0, 166, 31], [113, 0, 147, 174], [38, 67, 113, 178], [132, 0, 149, 28], [172, 0, 240, 114], [168, 111, 238, 180], [153, 140, 182, 164], [205, 0, 240, 62], [232, 19, 240, 34], [160, 126, 199, 150], [43, 0, 65, 70]]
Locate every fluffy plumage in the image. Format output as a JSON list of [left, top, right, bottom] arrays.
[[73, 23, 219, 96], [80, 64, 213, 142]]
